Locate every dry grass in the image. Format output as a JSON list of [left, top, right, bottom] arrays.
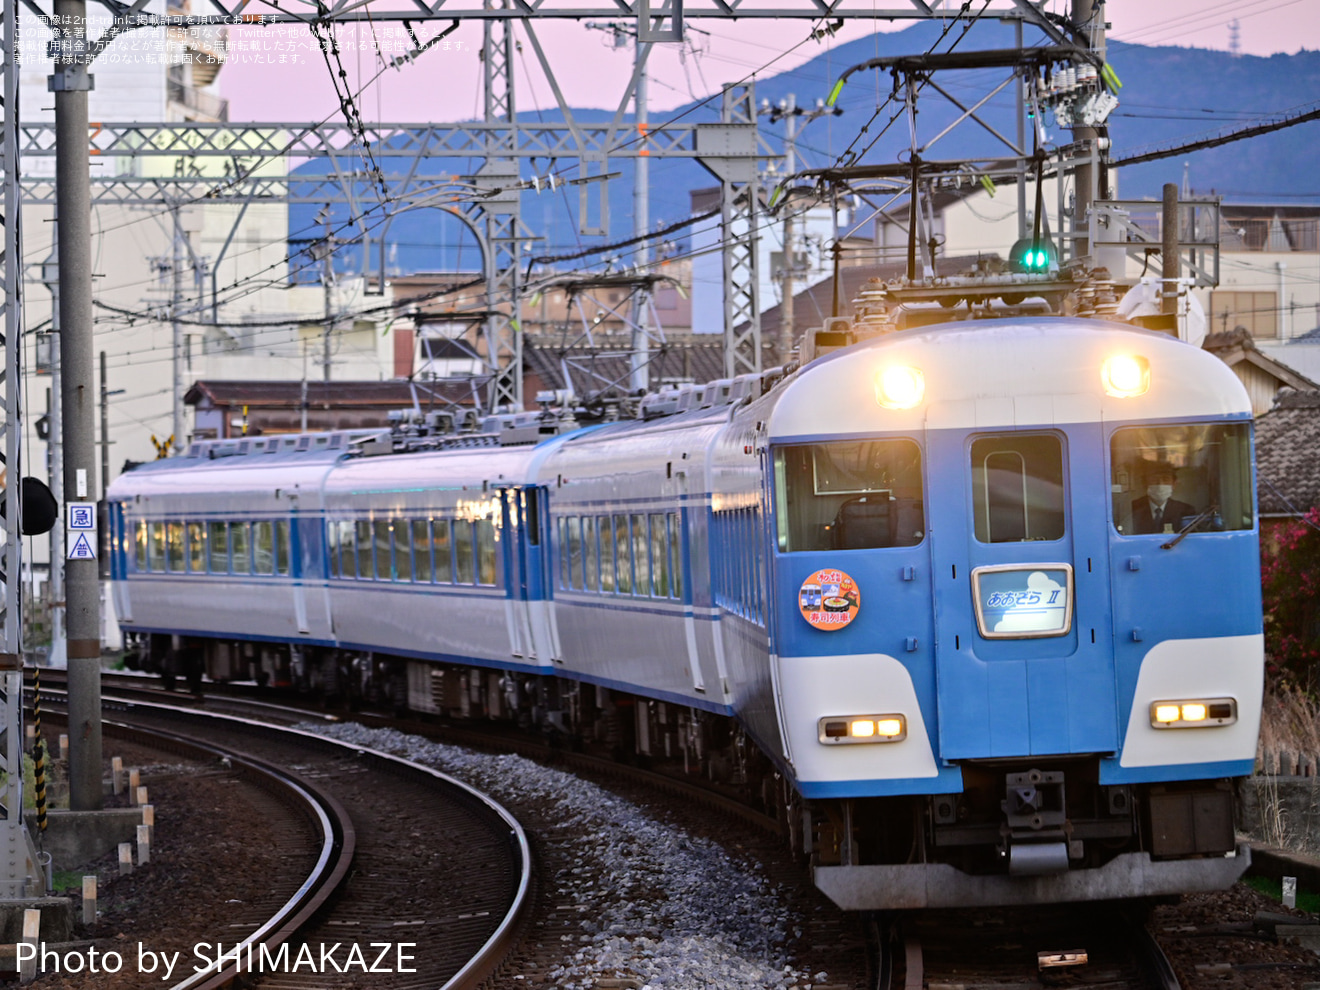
[[1258, 682, 1320, 774], [1250, 682, 1320, 854]]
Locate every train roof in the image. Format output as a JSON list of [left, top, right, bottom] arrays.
[[105, 430, 389, 501], [769, 318, 1252, 440]]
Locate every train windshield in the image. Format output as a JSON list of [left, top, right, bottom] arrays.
[[970, 434, 1066, 543], [773, 439, 924, 552], [1110, 423, 1253, 536]]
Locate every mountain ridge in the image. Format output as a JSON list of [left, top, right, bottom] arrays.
[[292, 21, 1320, 276]]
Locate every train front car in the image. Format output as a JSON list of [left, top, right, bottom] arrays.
[[766, 318, 1261, 910]]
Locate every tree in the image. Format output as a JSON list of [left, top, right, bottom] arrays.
[[1262, 507, 1320, 686]]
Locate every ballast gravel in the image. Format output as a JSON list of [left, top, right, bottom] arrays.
[[299, 722, 827, 990]]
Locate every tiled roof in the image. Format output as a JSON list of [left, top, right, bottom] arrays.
[[1255, 388, 1320, 516], [1202, 328, 1319, 392]]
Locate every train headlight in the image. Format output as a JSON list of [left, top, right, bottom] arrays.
[[875, 365, 924, 409], [1101, 354, 1150, 398], [818, 714, 907, 744], [1149, 698, 1237, 729]]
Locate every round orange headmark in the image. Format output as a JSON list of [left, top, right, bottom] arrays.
[[798, 568, 860, 631]]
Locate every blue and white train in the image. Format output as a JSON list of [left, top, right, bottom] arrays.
[[106, 317, 1263, 909]]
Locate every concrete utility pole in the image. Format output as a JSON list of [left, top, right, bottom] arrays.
[[1072, 0, 1104, 260], [1162, 182, 1179, 324], [778, 94, 798, 368], [320, 209, 335, 382], [171, 206, 185, 453], [628, 37, 650, 394], [1015, 18, 1027, 243], [52, 0, 102, 810], [40, 241, 65, 667], [99, 351, 114, 498]]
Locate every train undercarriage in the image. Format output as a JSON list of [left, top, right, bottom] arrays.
[[124, 631, 1250, 908]]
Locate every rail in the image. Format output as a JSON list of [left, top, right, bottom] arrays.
[[31, 681, 533, 990]]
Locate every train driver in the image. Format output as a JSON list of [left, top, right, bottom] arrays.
[[1130, 461, 1196, 535]]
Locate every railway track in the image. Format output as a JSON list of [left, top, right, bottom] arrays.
[[871, 904, 1181, 990], [34, 686, 532, 990], [37, 666, 784, 834], [31, 668, 1320, 990], [31, 667, 873, 988]]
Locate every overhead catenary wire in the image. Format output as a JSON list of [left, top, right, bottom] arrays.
[[75, 16, 849, 327], [1111, 102, 1320, 169]]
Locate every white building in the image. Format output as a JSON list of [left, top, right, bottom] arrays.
[[689, 187, 843, 336], [19, 3, 397, 481], [16, 4, 398, 645], [1201, 205, 1320, 383]]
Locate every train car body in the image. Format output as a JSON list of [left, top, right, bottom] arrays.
[[108, 317, 1262, 909]]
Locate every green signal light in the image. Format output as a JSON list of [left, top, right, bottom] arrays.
[[1009, 237, 1055, 273]]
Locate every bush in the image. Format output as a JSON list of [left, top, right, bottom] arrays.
[[1262, 507, 1320, 686]]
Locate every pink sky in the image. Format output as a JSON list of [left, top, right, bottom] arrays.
[[221, 1, 1320, 123]]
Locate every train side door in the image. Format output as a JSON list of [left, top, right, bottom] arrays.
[[501, 487, 556, 664], [925, 423, 1119, 761], [288, 494, 311, 635], [518, 487, 558, 663], [112, 503, 134, 622]]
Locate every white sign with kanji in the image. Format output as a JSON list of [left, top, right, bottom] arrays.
[[67, 502, 96, 530], [67, 532, 97, 560]]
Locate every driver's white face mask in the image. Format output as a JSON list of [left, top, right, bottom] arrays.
[[1146, 484, 1173, 506]]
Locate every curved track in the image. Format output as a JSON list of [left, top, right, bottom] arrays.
[[33, 681, 532, 990]]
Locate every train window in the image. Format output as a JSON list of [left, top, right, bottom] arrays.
[[561, 517, 574, 589], [454, 520, 475, 584], [355, 520, 373, 580], [208, 521, 229, 573], [774, 440, 925, 552], [394, 521, 413, 582], [275, 520, 290, 576], [649, 514, 668, 598], [753, 510, 765, 623], [476, 519, 497, 586], [1110, 423, 1253, 536], [166, 522, 185, 572], [557, 518, 569, 589], [149, 522, 165, 571], [971, 434, 1066, 544], [327, 522, 339, 578], [669, 512, 683, 599], [253, 521, 274, 575], [432, 519, 453, 583], [135, 521, 148, 572], [374, 519, 392, 581], [336, 521, 356, 579], [187, 523, 205, 573], [597, 515, 615, 592], [566, 517, 581, 589], [631, 515, 649, 598], [231, 522, 251, 574], [615, 516, 633, 595], [725, 514, 737, 612], [412, 520, 431, 583], [748, 509, 759, 620], [744, 509, 755, 618], [523, 492, 540, 547], [582, 516, 597, 591]]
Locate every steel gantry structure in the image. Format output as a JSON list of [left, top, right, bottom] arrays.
[[11, 1, 1070, 405], [0, 0, 1074, 861]]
